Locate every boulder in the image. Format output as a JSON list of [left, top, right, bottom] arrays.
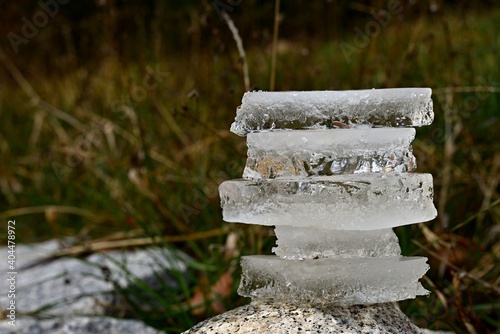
[[0, 239, 192, 333], [184, 299, 453, 334], [0, 316, 160, 334]]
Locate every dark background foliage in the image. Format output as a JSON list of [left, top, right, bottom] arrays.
[[0, 0, 499, 333]]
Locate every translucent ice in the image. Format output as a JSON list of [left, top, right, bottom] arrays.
[[219, 173, 437, 230], [272, 227, 401, 260], [238, 255, 430, 305], [217, 88, 438, 308], [243, 128, 416, 179], [230, 88, 434, 136]]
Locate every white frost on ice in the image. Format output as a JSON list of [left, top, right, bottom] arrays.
[[231, 88, 434, 136]]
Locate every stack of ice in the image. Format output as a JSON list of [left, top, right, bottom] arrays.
[[219, 88, 437, 306]]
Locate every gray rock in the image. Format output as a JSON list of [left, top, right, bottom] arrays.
[[184, 299, 443, 334], [0, 240, 191, 317], [0, 316, 161, 334], [1, 239, 61, 269]]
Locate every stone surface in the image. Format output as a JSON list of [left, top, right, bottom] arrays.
[[231, 89, 434, 136], [0, 316, 160, 334], [239, 256, 429, 305], [0, 241, 189, 317], [220, 174, 437, 230], [243, 128, 416, 179], [183, 300, 425, 333]]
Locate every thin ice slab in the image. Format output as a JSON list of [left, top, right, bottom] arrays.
[[231, 88, 434, 136], [219, 173, 437, 230], [243, 128, 416, 179], [273, 227, 401, 260], [238, 255, 429, 305]]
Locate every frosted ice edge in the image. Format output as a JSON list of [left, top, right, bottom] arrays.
[[244, 128, 416, 179], [238, 255, 430, 305], [273, 227, 401, 259], [231, 88, 434, 136], [219, 173, 437, 230]]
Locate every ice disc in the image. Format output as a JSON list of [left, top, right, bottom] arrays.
[[243, 128, 416, 179], [238, 255, 430, 305], [273, 227, 401, 259], [219, 173, 437, 230], [230, 88, 434, 136]]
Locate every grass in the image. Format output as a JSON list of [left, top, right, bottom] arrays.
[[0, 2, 499, 333]]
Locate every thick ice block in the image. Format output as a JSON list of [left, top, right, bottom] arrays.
[[272, 227, 401, 260], [219, 173, 437, 230], [238, 255, 430, 305], [243, 128, 416, 179], [231, 88, 434, 136]]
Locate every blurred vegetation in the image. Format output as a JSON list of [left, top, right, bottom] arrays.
[[0, 0, 499, 333]]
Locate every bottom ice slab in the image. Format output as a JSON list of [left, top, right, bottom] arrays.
[[273, 227, 401, 259], [238, 255, 429, 305]]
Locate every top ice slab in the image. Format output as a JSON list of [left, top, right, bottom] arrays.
[[230, 88, 434, 136]]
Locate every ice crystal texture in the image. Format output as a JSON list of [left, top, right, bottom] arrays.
[[218, 88, 437, 306], [273, 227, 401, 260], [231, 88, 434, 136], [243, 128, 416, 180], [238, 255, 430, 305], [219, 174, 437, 230]]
